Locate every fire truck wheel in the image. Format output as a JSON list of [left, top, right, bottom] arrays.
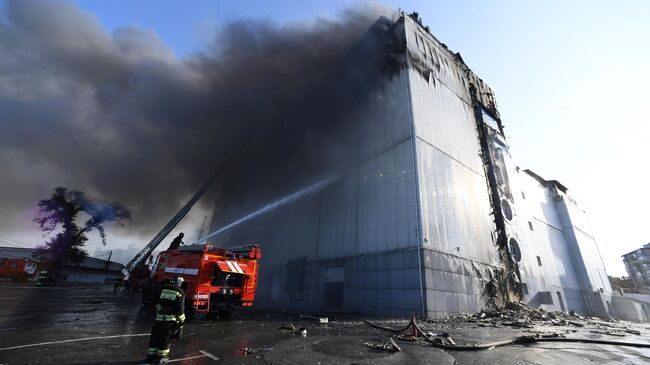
[[218, 308, 232, 319], [184, 301, 195, 320]]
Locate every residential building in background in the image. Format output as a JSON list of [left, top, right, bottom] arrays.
[[623, 243, 650, 290]]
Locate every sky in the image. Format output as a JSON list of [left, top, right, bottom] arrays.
[[1, 0, 648, 276]]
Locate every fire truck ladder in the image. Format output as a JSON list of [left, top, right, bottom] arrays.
[[124, 171, 220, 275]]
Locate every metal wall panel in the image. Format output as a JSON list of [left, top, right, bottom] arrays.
[[407, 69, 484, 174], [203, 14, 613, 318], [402, 17, 502, 316], [508, 168, 612, 314], [205, 65, 421, 312], [415, 139, 496, 263]]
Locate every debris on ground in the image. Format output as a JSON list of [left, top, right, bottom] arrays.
[[279, 324, 296, 331], [396, 333, 417, 341], [241, 347, 273, 354], [363, 338, 402, 352], [299, 327, 307, 337], [441, 332, 457, 346], [299, 314, 329, 325], [589, 330, 626, 337], [421, 302, 642, 339]]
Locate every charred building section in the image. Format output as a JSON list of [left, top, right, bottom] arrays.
[[206, 12, 612, 318]]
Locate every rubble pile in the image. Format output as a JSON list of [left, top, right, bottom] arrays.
[[423, 302, 645, 338]]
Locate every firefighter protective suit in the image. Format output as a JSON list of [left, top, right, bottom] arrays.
[[146, 278, 185, 363]]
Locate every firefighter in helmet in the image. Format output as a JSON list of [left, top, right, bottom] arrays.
[[168, 233, 184, 250], [145, 276, 186, 364]]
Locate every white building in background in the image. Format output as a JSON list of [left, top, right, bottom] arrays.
[[205, 12, 612, 318], [511, 170, 612, 317], [0, 246, 122, 284]]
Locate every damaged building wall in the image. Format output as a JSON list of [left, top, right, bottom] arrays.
[[206, 12, 612, 318], [208, 66, 423, 315], [207, 16, 425, 316], [400, 15, 503, 317]]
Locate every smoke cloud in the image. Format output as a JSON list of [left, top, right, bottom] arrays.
[[0, 0, 399, 241]]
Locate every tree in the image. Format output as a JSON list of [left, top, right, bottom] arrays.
[[608, 275, 633, 290], [33, 187, 131, 269]]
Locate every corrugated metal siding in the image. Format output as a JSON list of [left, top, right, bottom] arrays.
[[205, 14, 613, 317], [415, 139, 496, 262], [402, 17, 500, 317], [407, 69, 484, 174], [206, 67, 420, 312]]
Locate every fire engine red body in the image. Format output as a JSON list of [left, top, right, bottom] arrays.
[[146, 244, 261, 317], [0, 258, 37, 282]]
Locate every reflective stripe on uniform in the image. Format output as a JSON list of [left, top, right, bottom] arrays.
[[156, 348, 170, 356], [155, 314, 180, 322], [147, 347, 157, 355], [177, 313, 186, 322], [160, 289, 182, 301]]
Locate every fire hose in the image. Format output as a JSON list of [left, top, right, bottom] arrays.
[[242, 308, 650, 350], [366, 316, 650, 350]]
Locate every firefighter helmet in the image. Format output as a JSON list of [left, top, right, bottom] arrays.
[[172, 276, 184, 287]]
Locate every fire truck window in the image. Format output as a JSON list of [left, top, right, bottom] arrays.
[[212, 268, 244, 287]]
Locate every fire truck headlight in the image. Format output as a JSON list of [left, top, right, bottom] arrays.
[[228, 289, 234, 295]]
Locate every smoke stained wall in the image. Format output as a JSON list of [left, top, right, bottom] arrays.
[[206, 13, 614, 319]]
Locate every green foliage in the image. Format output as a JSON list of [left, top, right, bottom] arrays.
[[608, 275, 633, 289], [33, 187, 131, 267]]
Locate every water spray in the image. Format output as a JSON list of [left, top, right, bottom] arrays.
[[192, 176, 338, 244]]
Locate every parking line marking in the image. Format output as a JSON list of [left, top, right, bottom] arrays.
[[0, 333, 149, 351], [167, 355, 206, 363], [199, 350, 219, 360]]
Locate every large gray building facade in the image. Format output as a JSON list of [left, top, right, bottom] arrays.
[[206, 13, 612, 318]]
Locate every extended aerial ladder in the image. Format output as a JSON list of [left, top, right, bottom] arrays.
[[124, 170, 221, 277]]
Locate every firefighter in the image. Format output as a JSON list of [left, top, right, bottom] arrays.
[[112, 274, 123, 292], [145, 276, 186, 364], [167, 233, 184, 250]]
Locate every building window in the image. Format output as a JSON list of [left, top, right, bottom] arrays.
[[521, 191, 526, 199], [502, 199, 513, 221], [528, 221, 534, 231], [509, 238, 522, 262], [521, 283, 529, 295], [537, 256, 542, 266]]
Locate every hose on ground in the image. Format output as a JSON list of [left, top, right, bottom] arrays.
[[411, 319, 516, 350], [244, 308, 650, 350], [524, 337, 650, 349], [362, 318, 414, 333], [365, 316, 650, 350]]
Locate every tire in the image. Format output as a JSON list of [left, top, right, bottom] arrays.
[[184, 301, 195, 321], [218, 307, 232, 319]]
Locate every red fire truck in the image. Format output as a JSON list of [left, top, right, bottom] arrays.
[[0, 258, 37, 282], [143, 244, 261, 319]]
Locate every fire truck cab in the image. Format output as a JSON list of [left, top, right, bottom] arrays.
[[144, 244, 261, 319]]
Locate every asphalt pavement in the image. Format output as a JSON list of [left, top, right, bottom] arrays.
[[0, 284, 649, 364]]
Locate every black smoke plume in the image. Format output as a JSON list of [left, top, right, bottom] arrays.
[[0, 0, 399, 239]]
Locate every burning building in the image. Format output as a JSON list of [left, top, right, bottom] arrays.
[[205, 12, 612, 318]]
